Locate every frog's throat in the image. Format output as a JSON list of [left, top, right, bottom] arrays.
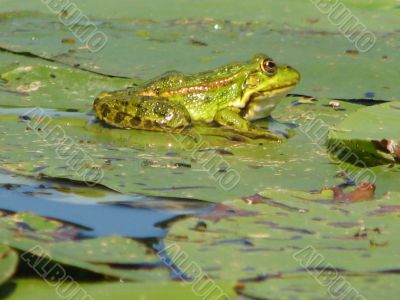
[[229, 82, 295, 109], [242, 85, 295, 121]]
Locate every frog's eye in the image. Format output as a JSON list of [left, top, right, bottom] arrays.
[[261, 59, 277, 76]]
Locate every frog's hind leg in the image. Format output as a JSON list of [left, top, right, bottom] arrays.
[[94, 94, 191, 131]]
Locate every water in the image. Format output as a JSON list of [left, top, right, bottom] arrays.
[[0, 171, 212, 239]]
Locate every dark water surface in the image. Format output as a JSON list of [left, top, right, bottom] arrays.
[[0, 172, 212, 239]]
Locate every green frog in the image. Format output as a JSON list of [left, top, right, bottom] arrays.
[[93, 54, 300, 140]]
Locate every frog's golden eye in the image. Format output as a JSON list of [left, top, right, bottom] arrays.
[[261, 59, 277, 76]]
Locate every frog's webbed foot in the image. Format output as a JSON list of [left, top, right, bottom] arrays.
[[94, 93, 191, 131], [214, 107, 285, 141]]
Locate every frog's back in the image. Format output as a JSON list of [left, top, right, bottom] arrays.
[[136, 64, 247, 121]]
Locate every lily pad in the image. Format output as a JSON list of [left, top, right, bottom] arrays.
[[0, 1, 399, 298], [240, 273, 400, 300], [0, 53, 133, 111], [165, 189, 400, 281], [0, 212, 169, 281], [0, 3, 399, 100], [328, 102, 400, 166], [2, 278, 236, 300], [0, 95, 364, 201], [0, 243, 18, 285]]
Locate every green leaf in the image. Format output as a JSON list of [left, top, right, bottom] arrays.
[[0, 243, 18, 285], [0, 54, 134, 111], [240, 274, 400, 300], [2, 278, 236, 300], [0, 3, 399, 100], [165, 190, 400, 280], [0, 212, 168, 281], [328, 102, 400, 166], [0, 90, 366, 201]]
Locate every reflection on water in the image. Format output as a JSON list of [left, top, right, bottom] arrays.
[[0, 171, 212, 239]]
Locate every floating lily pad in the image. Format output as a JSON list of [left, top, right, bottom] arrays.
[[2, 278, 236, 300], [328, 102, 400, 166], [0, 243, 18, 285], [0, 54, 133, 111], [0, 3, 399, 100], [165, 189, 400, 281], [0, 54, 369, 202], [0, 212, 168, 281], [0, 1, 399, 298], [240, 273, 400, 300], [0, 95, 364, 201]]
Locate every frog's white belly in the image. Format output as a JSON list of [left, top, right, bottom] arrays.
[[244, 87, 291, 121]]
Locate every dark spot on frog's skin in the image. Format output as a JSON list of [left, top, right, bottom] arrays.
[[100, 104, 111, 117], [50, 74, 57, 79], [114, 112, 127, 124], [143, 120, 154, 127], [66, 108, 79, 112], [122, 101, 129, 106], [130, 117, 141, 126]]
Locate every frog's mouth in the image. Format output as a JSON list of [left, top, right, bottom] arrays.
[[242, 83, 296, 121]]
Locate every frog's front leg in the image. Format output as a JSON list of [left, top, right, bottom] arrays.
[[213, 107, 284, 141], [94, 93, 191, 131]]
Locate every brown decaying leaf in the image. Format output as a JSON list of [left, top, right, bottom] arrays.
[[373, 139, 400, 162], [331, 181, 376, 203], [242, 194, 267, 205]]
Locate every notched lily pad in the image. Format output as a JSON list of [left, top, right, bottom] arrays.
[[328, 102, 400, 166], [0, 60, 133, 111]]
